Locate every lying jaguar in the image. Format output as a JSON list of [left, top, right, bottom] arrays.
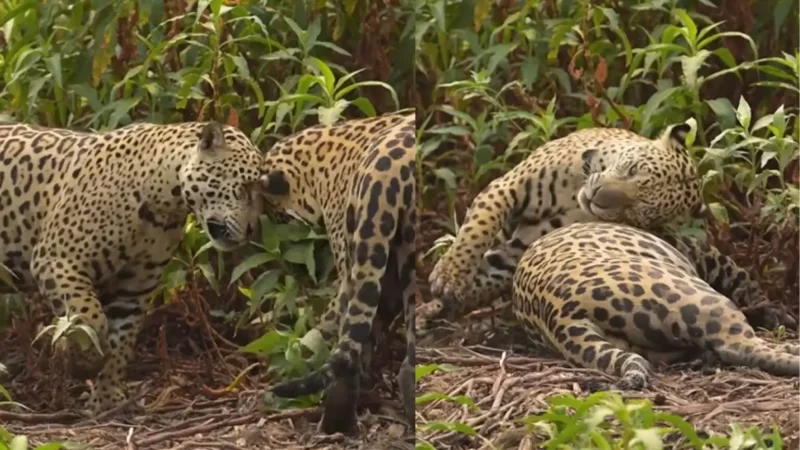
[[512, 221, 799, 388]]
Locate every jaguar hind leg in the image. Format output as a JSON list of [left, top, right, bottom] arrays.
[[517, 314, 653, 391]]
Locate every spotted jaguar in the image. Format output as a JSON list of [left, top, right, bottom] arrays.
[[0, 121, 264, 413], [259, 113, 416, 435]]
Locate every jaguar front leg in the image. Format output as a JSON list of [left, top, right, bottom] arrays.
[[31, 257, 111, 383], [429, 173, 530, 307], [88, 262, 167, 414]]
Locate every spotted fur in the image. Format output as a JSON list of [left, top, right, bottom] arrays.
[[0, 121, 264, 413], [428, 124, 703, 317], [512, 221, 799, 388], [259, 113, 416, 435]]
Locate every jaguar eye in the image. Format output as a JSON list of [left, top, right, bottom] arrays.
[[628, 165, 638, 177]]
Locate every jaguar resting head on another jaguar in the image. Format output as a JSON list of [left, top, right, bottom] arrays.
[[426, 124, 703, 320], [0, 120, 264, 414]]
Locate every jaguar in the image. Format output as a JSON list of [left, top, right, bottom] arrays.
[[259, 113, 416, 435], [0, 120, 264, 413], [512, 221, 799, 388]]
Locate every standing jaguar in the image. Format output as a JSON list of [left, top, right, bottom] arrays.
[[259, 112, 416, 435], [512, 221, 799, 388], [0, 120, 265, 414]]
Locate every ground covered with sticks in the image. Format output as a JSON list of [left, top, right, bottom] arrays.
[[414, 302, 800, 450], [0, 299, 413, 450], [415, 344, 800, 450]]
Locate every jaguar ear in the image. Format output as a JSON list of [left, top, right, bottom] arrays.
[[662, 123, 692, 152], [260, 170, 290, 196], [199, 122, 226, 154]]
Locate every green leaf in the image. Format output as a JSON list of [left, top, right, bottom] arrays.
[[735, 96, 752, 130], [349, 97, 377, 117], [229, 253, 275, 286], [34, 443, 72, 450], [197, 262, 219, 294], [334, 81, 399, 110], [250, 269, 281, 305], [427, 125, 471, 136], [195, 0, 210, 23], [10, 435, 28, 450], [486, 43, 517, 75], [680, 50, 710, 90], [44, 54, 62, 89], [771, 105, 787, 137], [230, 55, 250, 79], [698, 31, 758, 61], [520, 56, 539, 89], [707, 202, 730, 223], [673, 9, 697, 48], [705, 98, 737, 130], [283, 242, 313, 267], [598, 7, 620, 29], [307, 57, 336, 96], [421, 421, 478, 437], [415, 392, 479, 410], [298, 328, 327, 356], [0, 0, 36, 29], [261, 217, 280, 253], [73, 324, 104, 355], [333, 68, 367, 92], [631, 428, 665, 450], [434, 168, 458, 190], [415, 363, 460, 382], [107, 98, 140, 129], [210, 0, 223, 19], [283, 16, 306, 49], [751, 114, 774, 133], [0, 263, 17, 289], [317, 99, 348, 125], [305, 16, 321, 51], [239, 330, 288, 354], [642, 86, 680, 129], [0, 384, 11, 402]]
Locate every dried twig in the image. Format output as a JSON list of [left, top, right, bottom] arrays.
[[0, 410, 81, 424], [134, 408, 321, 447]]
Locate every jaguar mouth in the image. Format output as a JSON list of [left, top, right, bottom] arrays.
[[205, 219, 241, 250], [578, 188, 605, 216], [578, 186, 630, 218]]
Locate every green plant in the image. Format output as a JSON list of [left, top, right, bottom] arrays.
[[519, 392, 784, 450], [0, 426, 87, 450]]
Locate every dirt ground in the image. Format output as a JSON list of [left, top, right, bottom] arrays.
[[415, 343, 800, 450], [414, 299, 800, 449], [0, 302, 413, 450]]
